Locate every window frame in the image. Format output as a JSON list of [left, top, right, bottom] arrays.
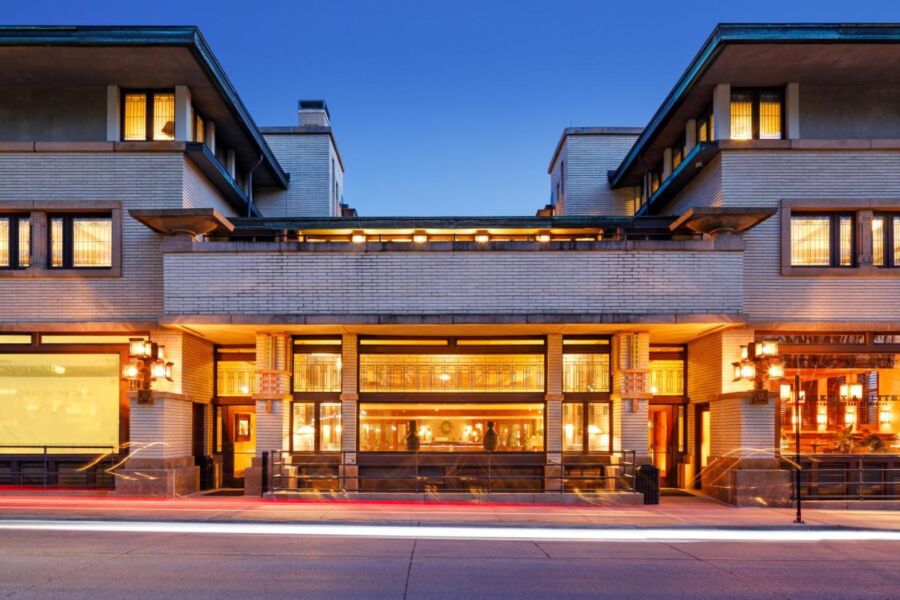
[[873, 212, 900, 268], [788, 212, 855, 269], [730, 87, 785, 141], [781, 199, 900, 277], [0, 214, 30, 270], [120, 89, 177, 142], [48, 213, 115, 271], [562, 336, 613, 455]]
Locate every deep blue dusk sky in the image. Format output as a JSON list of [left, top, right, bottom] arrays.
[[6, 1, 900, 215]]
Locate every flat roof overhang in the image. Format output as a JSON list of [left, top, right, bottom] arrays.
[[160, 319, 745, 346], [0, 25, 288, 189], [610, 23, 900, 189]]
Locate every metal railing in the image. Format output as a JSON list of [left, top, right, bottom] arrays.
[[0, 445, 119, 489], [264, 450, 636, 495], [789, 456, 900, 501]]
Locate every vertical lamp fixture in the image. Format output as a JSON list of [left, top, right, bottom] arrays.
[[123, 337, 174, 403], [733, 339, 784, 403]]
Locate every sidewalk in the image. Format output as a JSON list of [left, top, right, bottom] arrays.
[[0, 492, 898, 530]]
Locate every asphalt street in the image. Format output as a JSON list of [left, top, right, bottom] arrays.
[[1, 521, 899, 599]]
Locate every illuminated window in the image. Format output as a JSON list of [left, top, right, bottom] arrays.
[[0, 215, 30, 269], [730, 91, 753, 140], [873, 214, 900, 268], [293, 353, 342, 392], [123, 93, 147, 140], [650, 359, 684, 395], [122, 91, 176, 141], [359, 354, 545, 393], [49, 215, 113, 269], [292, 402, 315, 451], [696, 106, 714, 143], [563, 354, 610, 392], [359, 403, 544, 452], [0, 353, 120, 454], [319, 403, 342, 452], [730, 89, 783, 140], [790, 214, 853, 268], [217, 360, 256, 396], [587, 403, 610, 452], [563, 403, 583, 451], [194, 112, 205, 143]]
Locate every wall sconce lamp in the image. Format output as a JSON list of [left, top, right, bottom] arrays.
[[879, 403, 892, 426], [839, 383, 863, 401], [123, 337, 174, 403], [733, 340, 783, 403]]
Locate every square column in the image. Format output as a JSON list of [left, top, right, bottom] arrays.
[[544, 333, 563, 491], [340, 333, 359, 490], [612, 332, 651, 465], [712, 83, 731, 141]]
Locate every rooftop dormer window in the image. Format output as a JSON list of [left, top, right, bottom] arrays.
[[730, 89, 783, 140], [122, 90, 175, 141]]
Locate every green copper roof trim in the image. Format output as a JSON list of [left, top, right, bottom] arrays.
[[609, 23, 900, 190], [0, 25, 289, 190], [635, 142, 717, 216]]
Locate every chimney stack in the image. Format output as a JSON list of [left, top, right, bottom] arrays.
[[298, 99, 330, 127]]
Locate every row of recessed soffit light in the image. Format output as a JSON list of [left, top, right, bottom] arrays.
[[237, 230, 618, 244]]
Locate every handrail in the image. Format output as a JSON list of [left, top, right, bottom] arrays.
[[0, 445, 119, 490], [788, 456, 900, 501]]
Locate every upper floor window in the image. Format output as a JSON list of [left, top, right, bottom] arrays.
[[194, 111, 205, 143], [873, 214, 900, 268], [790, 213, 854, 268], [672, 139, 684, 170], [696, 106, 714, 143], [0, 215, 30, 269], [50, 215, 113, 269], [123, 91, 175, 141], [730, 89, 783, 140]]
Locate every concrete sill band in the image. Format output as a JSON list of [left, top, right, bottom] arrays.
[[264, 491, 644, 506]]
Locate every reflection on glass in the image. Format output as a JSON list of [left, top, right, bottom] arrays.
[[17, 218, 29, 267], [292, 402, 315, 451], [217, 360, 256, 396], [359, 354, 544, 393], [359, 403, 544, 452], [839, 216, 853, 266], [730, 92, 753, 140], [587, 403, 610, 451], [0, 354, 120, 453], [791, 216, 831, 266], [293, 353, 341, 392], [873, 215, 885, 267], [319, 403, 342, 452], [0, 218, 8, 267], [72, 218, 112, 267], [51, 217, 64, 267], [759, 92, 782, 139], [563, 354, 610, 392], [650, 360, 684, 395], [563, 403, 583, 451]]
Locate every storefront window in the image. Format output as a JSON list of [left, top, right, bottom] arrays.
[[0, 354, 120, 454], [778, 355, 900, 454], [359, 354, 544, 393], [587, 403, 611, 451], [359, 403, 544, 452], [217, 360, 256, 396], [563, 354, 610, 392], [319, 403, 342, 452], [563, 403, 583, 451], [292, 403, 315, 451], [293, 353, 341, 392]]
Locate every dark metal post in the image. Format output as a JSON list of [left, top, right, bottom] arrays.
[[261, 451, 269, 497], [43, 446, 48, 488], [794, 374, 804, 524]]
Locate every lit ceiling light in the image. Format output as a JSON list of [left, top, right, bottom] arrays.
[[536, 231, 551, 243], [351, 231, 367, 244], [413, 231, 428, 244], [474, 231, 490, 244]]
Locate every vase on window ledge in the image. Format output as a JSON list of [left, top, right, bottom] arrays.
[[405, 420, 420, 451], [483, 421, 499, 452]]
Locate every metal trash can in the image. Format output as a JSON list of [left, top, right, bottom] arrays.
[[635, 464, 660, 505], [197, 455, 215, 490]]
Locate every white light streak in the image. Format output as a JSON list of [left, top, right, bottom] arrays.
[[0, 519, 898, 543]]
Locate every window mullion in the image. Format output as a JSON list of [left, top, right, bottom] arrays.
[[146, 93, 154, 141], [64, 216, 74, 269]]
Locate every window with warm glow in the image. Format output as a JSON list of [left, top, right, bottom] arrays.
[[0, 354, 120, 454], [359, 403, 544, 452], [194, 112, 205, 143], [563, 401, 611, 453], [359, 354, 545, 393], [122, 91, 176, 141], [650, 359, 684, 395], [217, 360, 256, 396], [0, 215, 30, 269], [790, 214, 853, 268], [49, 216, 112, 269], [319, 403, 342, 452], [730, 91, 753, 140], [759, 91, 783, 139], [563, 354, 610, 392], [872, 214, 900, 267], [563, 403, 584, 451], [292, 402, 315, 451], [293, 353, 342, 392]]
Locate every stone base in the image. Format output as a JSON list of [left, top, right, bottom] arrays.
[[116, 457, 199, 497], [265, 491, 644, 506], [702, 457, 792, 507]]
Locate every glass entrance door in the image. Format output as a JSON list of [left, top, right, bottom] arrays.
[[648, 405, 677, 486], [217, 405, 256, 488]]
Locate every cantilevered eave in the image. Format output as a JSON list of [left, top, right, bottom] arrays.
[[608, 22, 900, 190], [0, 25, 289, 190]]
